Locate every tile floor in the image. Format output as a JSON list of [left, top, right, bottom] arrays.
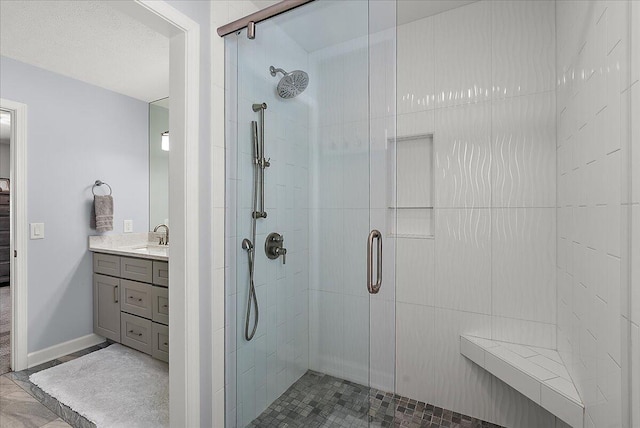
[[3, 345, 503, 428], [0, 342, 109, 428], [1, 286, 11, 375], [248, 371, 504, 428]]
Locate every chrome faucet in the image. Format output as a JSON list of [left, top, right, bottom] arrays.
[[154, 224, 169, 246]]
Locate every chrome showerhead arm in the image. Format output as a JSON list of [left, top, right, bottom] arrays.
[[270, 66, 287, 77]]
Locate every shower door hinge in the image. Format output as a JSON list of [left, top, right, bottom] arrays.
[[14, 250, 17, 257]]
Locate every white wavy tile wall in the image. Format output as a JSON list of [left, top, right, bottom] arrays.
[[491, 0, 556, 99], [556, 1, 635, 427], [492, 208, 556, 325], [434, 1, 491, 108], [396, 1, 558, 427], [434, 208, 492, 314], [434, 103, 492, 208], [492, 93, 557, 208]]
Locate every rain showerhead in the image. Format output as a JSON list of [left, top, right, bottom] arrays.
[[270, 65, 309, 99]]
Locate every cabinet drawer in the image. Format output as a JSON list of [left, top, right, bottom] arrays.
[[93, 253, 121, 277], [121, 312, 152, 355], [151, 322, 169, 363], [120, 279, 152, 319], [0, 231, 8, 247], [121, 257, 153, 283], [0, 216, 9, 230], [152, 261, 168, 287], [0, 250, 10, 262], [0, 205, 8, 215], [0, 194, 9, 205], [152, 286, 169, 325]]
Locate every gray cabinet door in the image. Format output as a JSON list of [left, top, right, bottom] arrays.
[[152, 261, 169, 287], [93, 274, 120, 341], [151, 322, 169, 363], [152, 286, 169, 325]]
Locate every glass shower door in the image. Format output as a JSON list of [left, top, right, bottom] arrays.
[[225, 1, 396, 427]]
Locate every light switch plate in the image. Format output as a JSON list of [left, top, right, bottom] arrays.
[[30, 223, 44, 240], [123, 219, 133, 233]]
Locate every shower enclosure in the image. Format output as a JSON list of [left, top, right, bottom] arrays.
[[223, 0, 636, 427], [225, 1, 398, 426]]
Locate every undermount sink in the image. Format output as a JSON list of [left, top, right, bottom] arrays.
[[129, 245, 168, 255]]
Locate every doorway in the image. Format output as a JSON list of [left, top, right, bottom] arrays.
[[0, 99, 27, 376], [0, 108, 12, 375], [0, 0, 202, 424]]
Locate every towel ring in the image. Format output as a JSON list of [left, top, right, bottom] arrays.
[[92, 180, 112, 196]]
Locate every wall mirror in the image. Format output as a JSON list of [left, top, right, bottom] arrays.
[[149, 97, 169, 230]]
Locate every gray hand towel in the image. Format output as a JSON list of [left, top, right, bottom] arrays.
[[94, 195, 113, 232]]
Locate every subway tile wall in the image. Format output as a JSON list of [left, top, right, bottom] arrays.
[[556, 1, 634, 427], [222, 2, 310, 426], [395, 1, 560, 427]]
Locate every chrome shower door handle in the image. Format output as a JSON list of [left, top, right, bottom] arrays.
[[367, 229, 382, 294]]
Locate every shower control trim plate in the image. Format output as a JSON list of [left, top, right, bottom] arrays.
[[265, 232, 287, 264]]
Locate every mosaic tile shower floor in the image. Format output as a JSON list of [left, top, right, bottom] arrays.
[[248, 371, 504, 428]]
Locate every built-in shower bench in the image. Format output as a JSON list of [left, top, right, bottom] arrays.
[[460, 335, 584, 428]]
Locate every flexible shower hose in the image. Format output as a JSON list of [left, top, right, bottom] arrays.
[[244, 239, 259, 341]]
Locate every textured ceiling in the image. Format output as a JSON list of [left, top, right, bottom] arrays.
[[0, 0, 169, 102]]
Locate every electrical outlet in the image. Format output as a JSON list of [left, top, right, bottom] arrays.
[[30, 223, 44, 239], [123, 219, 133, 233]]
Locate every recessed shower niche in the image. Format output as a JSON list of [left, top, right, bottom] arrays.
[[390, 133, 434, 238]]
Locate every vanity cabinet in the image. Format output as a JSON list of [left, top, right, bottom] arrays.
[[93, 253, 169, 362]]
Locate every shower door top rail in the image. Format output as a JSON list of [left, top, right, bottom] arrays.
[[216, 0, 315, 37]]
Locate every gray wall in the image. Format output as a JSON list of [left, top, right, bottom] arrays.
[[0, 56, 149, 353]]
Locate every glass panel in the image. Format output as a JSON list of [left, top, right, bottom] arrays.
[[368, 1, 398, 426], [224, 1, 386, 426]]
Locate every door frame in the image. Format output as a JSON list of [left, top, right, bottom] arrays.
[[0, 98, 28, 373], [128, 1, 202, 426], [3, 0, 202, 424]]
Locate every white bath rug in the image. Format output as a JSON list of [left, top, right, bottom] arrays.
[[30, 343, 168, 428]]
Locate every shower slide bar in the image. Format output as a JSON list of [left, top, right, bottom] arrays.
[[217, 0, 315, 38], [252, 103, 269, 219]]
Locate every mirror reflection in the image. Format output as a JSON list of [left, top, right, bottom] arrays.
[[149, 97, 169, 230]]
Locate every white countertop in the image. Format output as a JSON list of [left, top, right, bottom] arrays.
[[89, 232, 169, 261]]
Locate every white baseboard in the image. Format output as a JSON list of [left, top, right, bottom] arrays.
[[27, 333, 105, 368]]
